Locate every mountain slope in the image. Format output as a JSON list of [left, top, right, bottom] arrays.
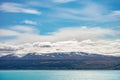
[[0, 52, 120, 70]]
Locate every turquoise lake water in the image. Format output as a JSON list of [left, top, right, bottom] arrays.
[[0, 70, 120, 80]]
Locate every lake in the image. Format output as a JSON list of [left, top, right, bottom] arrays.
[[0, 70, 120, 80]]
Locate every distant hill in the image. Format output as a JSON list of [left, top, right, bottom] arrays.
[[0, 52, 120, 70]]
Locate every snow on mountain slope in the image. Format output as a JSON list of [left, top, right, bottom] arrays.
[[0, 52, 113, 60]]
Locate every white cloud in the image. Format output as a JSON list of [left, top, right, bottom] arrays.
[[53, 0, 75, 3], [0, 43, 20, 57], [107, 10, 120, 21], [0, 39, 120, 56], [10, 25, 38, 33], [48, 26, 116, 41], [49, 1, 104, 21], [23, 20, 37, 25], [110, 11, 120, 16], [0, 29, 20, 37], [0, 2, 41, 15], [51, 1, 120, 22], [0, 25, 38, 37], [10, 33, 42, 44], [0, 26, 119, 44], [0, 26, 119, 56]]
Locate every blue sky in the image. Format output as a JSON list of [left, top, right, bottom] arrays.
[[0, 0, 120, 44]]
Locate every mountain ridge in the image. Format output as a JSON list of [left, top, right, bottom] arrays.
[[0, 52, 120, 70], [0, 52, 118, 60]]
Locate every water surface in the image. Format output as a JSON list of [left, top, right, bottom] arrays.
[[0, 70, 120, 80]]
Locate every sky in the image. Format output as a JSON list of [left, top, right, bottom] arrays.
[[0, 0, 120, 56]]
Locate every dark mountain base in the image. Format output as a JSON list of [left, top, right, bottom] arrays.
[[0, 59, 120, 70]]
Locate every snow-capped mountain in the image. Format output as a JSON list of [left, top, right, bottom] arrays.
[[0, 52, 118, 60], [0, 52, 120, 70], [0, 40, 120, 69]]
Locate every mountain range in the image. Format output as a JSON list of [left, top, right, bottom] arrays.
[[0, 52, 120, 70]]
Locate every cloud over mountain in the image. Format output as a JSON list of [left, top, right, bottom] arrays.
[[0, 39, 120, 56]]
